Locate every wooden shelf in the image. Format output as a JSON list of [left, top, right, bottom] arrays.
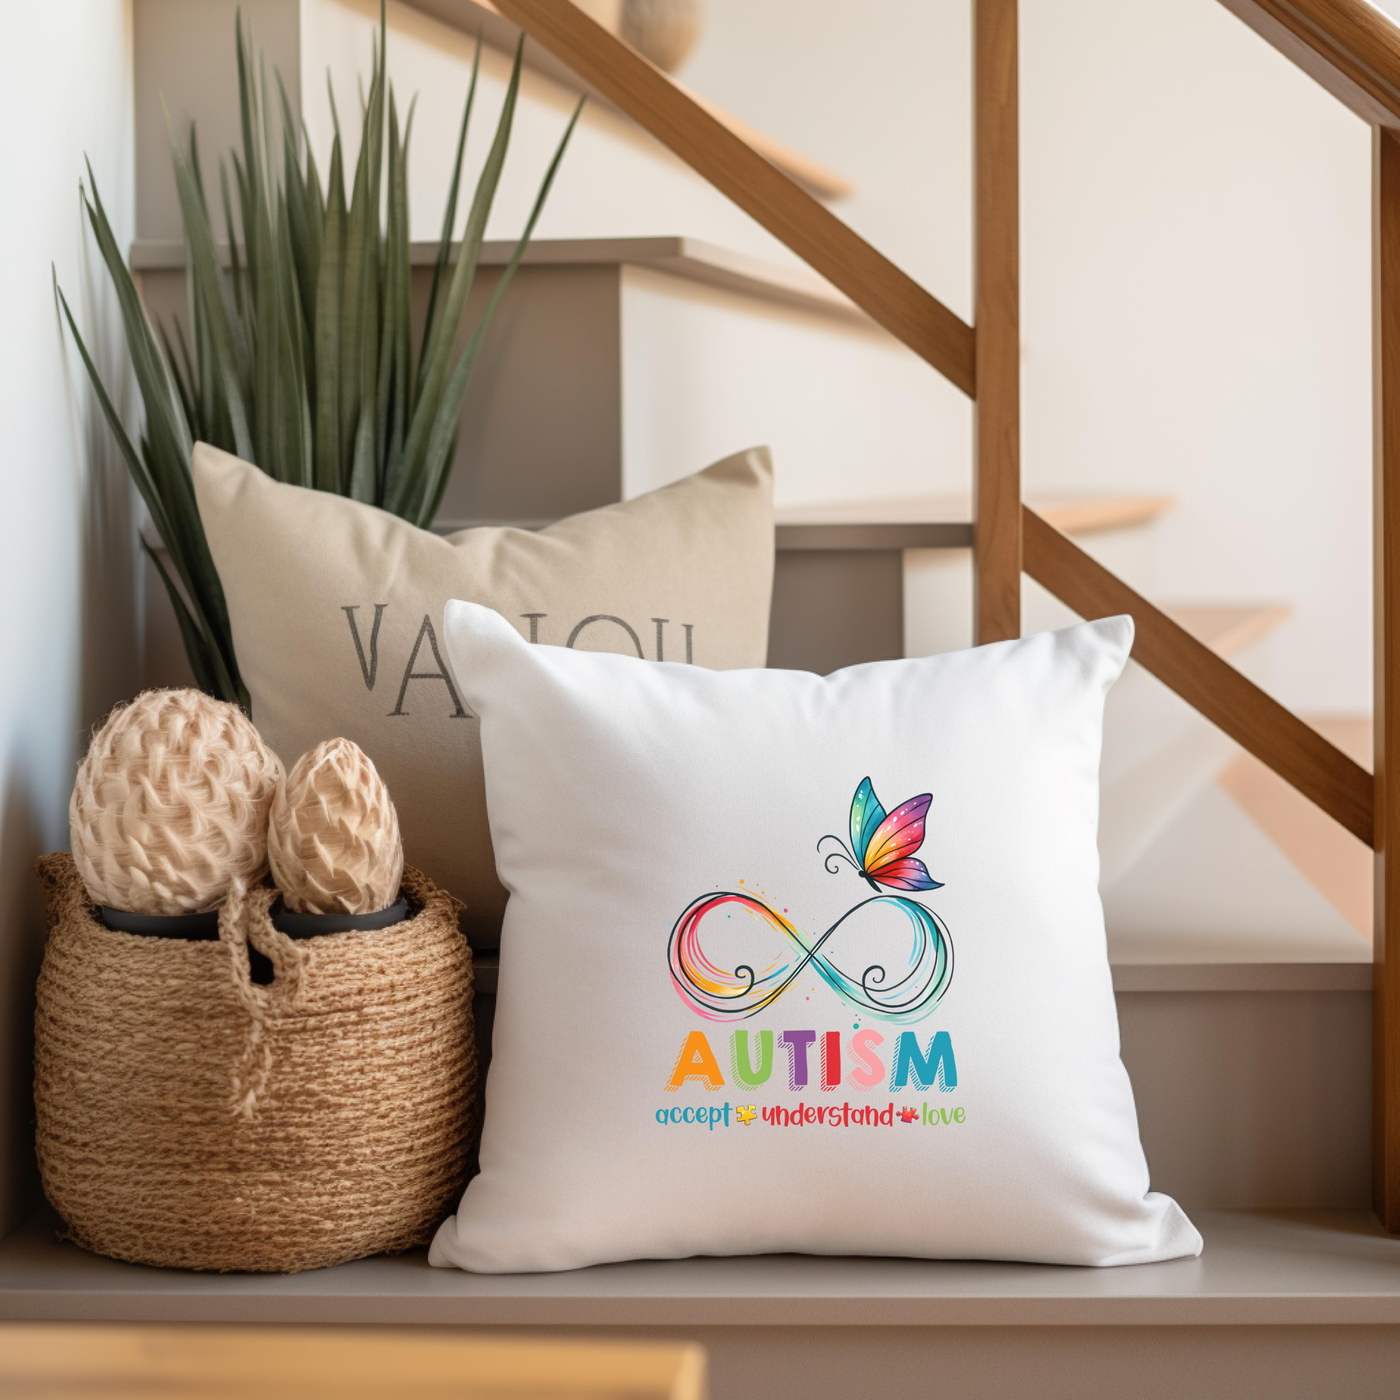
[[0, 1324, 706, 1400], [2, 1211, 1400, 1327]]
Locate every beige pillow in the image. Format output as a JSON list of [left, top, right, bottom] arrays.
[[192, 443, 774, 946]]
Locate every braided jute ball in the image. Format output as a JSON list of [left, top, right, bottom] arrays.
[[267, 738, 403, 915], [69, 689, 284, 916]]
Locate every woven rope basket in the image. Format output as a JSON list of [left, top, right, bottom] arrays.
[[33, 854, 475, 1273]]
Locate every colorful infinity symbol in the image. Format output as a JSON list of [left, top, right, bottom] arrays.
[[668, 891, 954, 1023]]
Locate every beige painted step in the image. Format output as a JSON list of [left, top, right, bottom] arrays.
[[1160, 603, 1293, 656], [1098, 603, 1292, 884], [1101, 601, 1291, 782], [1219, 716, 1372, 939], [1103, 782, 1370, 964], [1103, 706, 1373, 964]]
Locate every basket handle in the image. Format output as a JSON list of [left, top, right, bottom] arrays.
[[219, 880, 306, 1118]]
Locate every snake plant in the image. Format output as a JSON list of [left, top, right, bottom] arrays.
[[58, 8, 580, 708]]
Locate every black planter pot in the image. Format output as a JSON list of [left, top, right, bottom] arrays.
[[99, 906, 220, 940], [272, 896, 409, 939], [99, 895, 410, 941], [100, 894, 410, 986]]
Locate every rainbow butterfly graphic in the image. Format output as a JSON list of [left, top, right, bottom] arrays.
[[666, 775, 953, 1021], [817, 777, 944, 893]]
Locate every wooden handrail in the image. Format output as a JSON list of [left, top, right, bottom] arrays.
[[1023, 507, 1375, 846], [491, 0, 976, 397], [1220, 0, 1400, 128]]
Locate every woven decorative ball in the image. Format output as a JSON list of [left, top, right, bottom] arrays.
[[33, 854, 475, 1273], [69, 689, 283, 916], [267, 738, 403, 915], [620, 0, 702, 72]]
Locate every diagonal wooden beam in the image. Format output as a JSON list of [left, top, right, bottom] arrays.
[[492, 0, 976, 397], [1023, 506, 1375, 847]]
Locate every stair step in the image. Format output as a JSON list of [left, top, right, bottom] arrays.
[[1096, 602, 1292, 882], [775, 492, 1174, 537], [400, 0, 854, 201], [135, 235, 863, 331], [1104, 779, 1370, 963], [1218, 716, 1372, 937], [1160, 602, 1292, 657]]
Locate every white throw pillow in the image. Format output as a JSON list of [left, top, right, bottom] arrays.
[[193, 443, 774, 947], [430, 603, 1201, 1272]]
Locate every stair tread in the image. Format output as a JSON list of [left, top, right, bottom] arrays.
[[402, 0, 854, 201], [1104, 777, 1370, 961], [775, 493, 1173, 535], [1218, 716, 1373, 938], [1160, 603, 1291, 656], [2, 1210, 1399, 1326], [134, 234, 865, 326]]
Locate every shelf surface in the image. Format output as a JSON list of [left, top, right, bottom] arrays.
[[4, 1211, 1400, 1327]]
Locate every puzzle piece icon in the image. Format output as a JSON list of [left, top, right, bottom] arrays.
[[736, 1104, 757, 1125], [898, 1106, 919, 1124]]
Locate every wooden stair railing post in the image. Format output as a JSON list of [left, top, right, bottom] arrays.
[[974, 0, 1022, 643], [1376, 128, 1400, 1231]]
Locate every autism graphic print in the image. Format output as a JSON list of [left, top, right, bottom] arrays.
[[667, 778, 954, 1023]]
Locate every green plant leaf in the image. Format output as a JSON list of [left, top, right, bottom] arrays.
[[389, 36, 525, 518], [418, 33, 481, 398], [377, 91, 414, 506], [314, 134, 346, 493], [167, 122, 254, 461], [67, 5, 574, 705], [417, 98, 582, 527], [144, 539, 225, 700], [56, 262, 245, 708]]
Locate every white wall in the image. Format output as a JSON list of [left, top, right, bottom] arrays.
[[682, 0, 1374, 716], [0, 0, 140, 1228], [620, 268, 970, 503]]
